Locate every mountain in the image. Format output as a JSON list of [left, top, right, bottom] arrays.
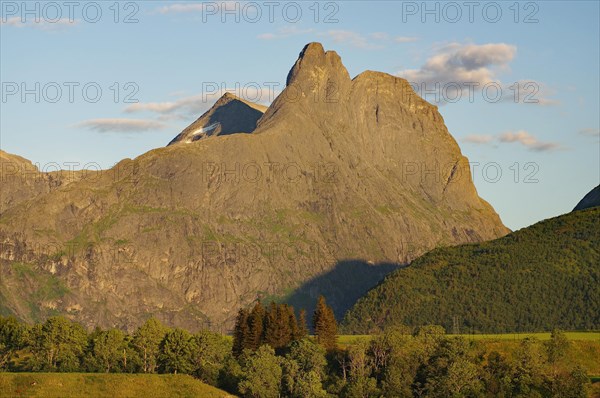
[[167, 93, 267, 145], [0, 43, 508, 332], [0, 150, 96, 214], [573, 185, 600, 211], [342, 207, 600, 334]]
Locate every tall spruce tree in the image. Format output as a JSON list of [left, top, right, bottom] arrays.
[[264, 302, 294, 350], [232, 308, 250, 357], [247, 302, 265, 351], [296, 309, 309, 340], [313, 296, 337, 351]]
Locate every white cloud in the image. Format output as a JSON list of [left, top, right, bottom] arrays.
[[397, 42, 558, 107], [398, 42, 517, 89], [498, 130, 562, 152], [155, 1, 238, 14], [257, 26, 315, 40], [394, 36, 419, 43], [0, 17, 78, 30], [461, 131, 563, 152], [125, 87, 279, 116], [579, 128, 600, 137], [369, 32, 389, 41], [257, 33, 277, 40], [75, 119, 166, 133], [323, 30, 377, 49], [462, 134, 494, 144]]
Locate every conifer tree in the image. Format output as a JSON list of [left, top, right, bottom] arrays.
[[232, 308, 250, 357], [313, 296, 337, 351], [264, 302, 293, 349], [247, 302, 265, 351], [296, 309, 309, 340]]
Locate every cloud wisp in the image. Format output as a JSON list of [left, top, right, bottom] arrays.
[[0, 17, 79, 30], [75, 119, 167, 133], [155, 1, 238, 14], [124, 87, 278, 117], [579, 128, 600, 137], [461, 130, 563, 152]]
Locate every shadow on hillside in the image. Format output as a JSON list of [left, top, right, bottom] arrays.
[[284, 260, 402, 324]]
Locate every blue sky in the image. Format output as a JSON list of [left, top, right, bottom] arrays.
[[1, 1, 598, 230]]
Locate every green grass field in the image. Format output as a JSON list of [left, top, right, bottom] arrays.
[[337, 331, 600, 346], [0, 373, 235, 398]]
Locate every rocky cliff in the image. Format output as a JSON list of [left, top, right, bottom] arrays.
[[0, 43, 508, 331]]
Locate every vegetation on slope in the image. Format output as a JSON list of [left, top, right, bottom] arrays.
[[342, 208, 600, 334]]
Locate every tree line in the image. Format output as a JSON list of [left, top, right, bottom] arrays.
[[0, 297, 592, 397]]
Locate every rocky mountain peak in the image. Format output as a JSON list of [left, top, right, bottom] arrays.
[[285, 42, 350, 86], [167, 92, 267, 145], [0, 42, 509, 332]]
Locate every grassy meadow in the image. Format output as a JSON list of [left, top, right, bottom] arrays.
[[0, 373, 235, 398]]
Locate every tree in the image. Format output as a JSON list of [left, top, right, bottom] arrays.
[[483, 351, 513, 397], [296, 309, 309, 340], [545, 329, 569, 365], [548, 366, 590, 398], [0, 316, 27, 370], [158, 328, 195, 374], [233, 308, 250, 357], [282, 339, 328, 398], [343, 340, 379, 398], [313, 296, 337, 351], [264, 302, 293, 350], [87, 329, 127, 373], [247, 302, 265, 351], [132, 317, 167, 373], [414, 337, 483, 398], [512, 338, 546, 396], [238, 345, 282, 398], [28, 316, 87, 372], [191, 330, 232, 385]]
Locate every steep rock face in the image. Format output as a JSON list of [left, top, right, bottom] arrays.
[[0, 43, 508, 331], [168, 93, 267, 145], [573, 185, 600, 211]]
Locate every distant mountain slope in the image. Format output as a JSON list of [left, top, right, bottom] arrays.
[[0, 150, 98, 215], [342, 208, 600, 334], [573, 185, 600, 211], [0, 43, 508, 331], [168, 93, 267, 145]]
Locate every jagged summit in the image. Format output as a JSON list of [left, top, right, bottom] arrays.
[[167, 92, 267, 145], [257, 42, 439, 134], [285, 42, 349, 86]]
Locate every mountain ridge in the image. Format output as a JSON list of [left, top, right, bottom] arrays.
[[0, 42, 508, 331]]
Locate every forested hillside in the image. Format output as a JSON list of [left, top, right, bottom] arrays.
[[343, 207, 600, 334]]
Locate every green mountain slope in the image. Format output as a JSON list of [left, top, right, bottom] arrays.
[[342, 207, 600, 334]]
